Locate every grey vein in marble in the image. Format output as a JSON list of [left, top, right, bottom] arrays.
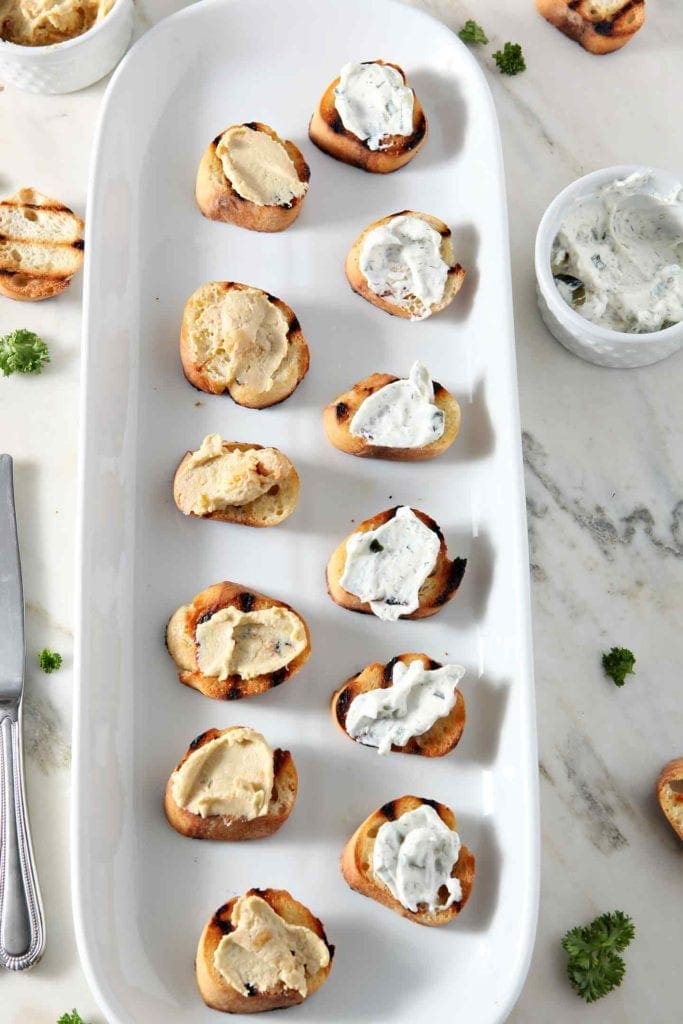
[[23, 694, 70, 775], [524, 431, 683, 560]]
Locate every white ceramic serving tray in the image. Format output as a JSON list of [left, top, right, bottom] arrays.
[[73, 1, 538, 1020]]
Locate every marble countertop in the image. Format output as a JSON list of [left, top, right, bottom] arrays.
[[1, 1, 681, 1020]]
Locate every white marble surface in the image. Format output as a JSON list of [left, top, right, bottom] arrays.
[[1, 1, 682, 1021]]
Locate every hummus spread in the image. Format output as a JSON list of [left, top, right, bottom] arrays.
[[175, 434, 291, 515], [0, 0, 114, 46], [214, 894, 329, 997], [171, 727, 274, 819], [216, 126, 308, 208], [193, 286, 289, 393], [196, 606, 306, 681]]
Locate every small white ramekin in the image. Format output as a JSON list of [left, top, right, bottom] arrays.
[[535, 164, 683, 369], [0, 0, 133, 94]]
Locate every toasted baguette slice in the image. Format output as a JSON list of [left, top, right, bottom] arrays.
[[0, 188, 84, 302], [536, 0, 645, 53], [173, 439, 299, 526], [323, 371, 460, 461], [332, 653, 466, 757], [657, 758, 683, 841], [327, 506, 466, 620], [164, 728, 298, 840], [166, 581, 311, 700], [196, 121, 310, 232], [180, 281, 309, 407], [308, 60, 427, 173], [197, 888, 334, 1013], [345, 211, 465, 320], [341, 795, 475, 926]]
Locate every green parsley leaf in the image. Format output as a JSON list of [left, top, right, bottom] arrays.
[[458, 19, 488, 45], [562, 911, 635, 1003], [0, 329, 50, 376], [493, 41, 526, 75], [57, 1011, 86, 1024], [602, 647, 636, 687], [38, 648, 62, 674]]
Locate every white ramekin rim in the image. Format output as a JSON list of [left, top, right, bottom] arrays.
[[534, 163, 683, 350], [0, 0, 129, 57]]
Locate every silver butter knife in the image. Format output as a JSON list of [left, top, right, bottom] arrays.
[[0, 454, 45, 970]]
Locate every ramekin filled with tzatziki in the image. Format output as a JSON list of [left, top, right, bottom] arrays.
[[535, 166, 683, 368]]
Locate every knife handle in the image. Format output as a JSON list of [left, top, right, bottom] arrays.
[[0, 711, 45, 970]]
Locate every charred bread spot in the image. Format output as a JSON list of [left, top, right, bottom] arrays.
[[594, 18, 616, 34], [380, 799, 398, 822], [214, 905, 235, 934], [328, 111, 346, 136], [335, 687, 353, 725], [272, 748, 287, 775], [212, 134, 223, 148], [227, 683, 243, 701], [422, 797, 442, 814], [433, 381, 445, 397], [442, 557, 467, 600], [383, 656, 400, 683], [421, 514, 444, 544], [300, 160, 311, 182], [437, 222, 451, 239], [426, 657, 441, 671], [197, 611, 213, 625], [238, 591, 255, 612], [447, 262, 464, 278], [287, 315, 301, 336], [72, 238, 85, 250], [190, 729, 212, 751], [407, 112, 427, 151], [243, 121, 260, 131], [245, 983, 258, 997], [270, 667, 288, 689], [335, 401, 349, 421]]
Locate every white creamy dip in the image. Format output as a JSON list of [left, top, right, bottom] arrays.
[[349, 361, 444, 449], [339, 506, 440, 621], [359, 214, 449, 319], [552, 172, 683, 333], [346, 660, 464, 754], [334, 61, 414, 151], [373, 804, 462, 913]]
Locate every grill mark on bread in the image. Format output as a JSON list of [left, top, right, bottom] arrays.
[[435, 557, 467, 605], [270, 667, 288, 688], [335, 687, 353, 725], [380, 800, 398, 821]]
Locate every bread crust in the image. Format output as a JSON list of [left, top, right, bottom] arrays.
[[656, 757, 683, 841], [308, 60, 427, 173], [323, 372, 460, 461], [179, 281, 310, 407], [332, 653, 466, 757], [196, 888, 334, 1013], [340, 795, 475, 926], [345, 211, 465, 319], [535, 0, 645, 53], [0, 187, 84, 302], [165, 581, 311, 700], [196, 121, 310, 231], [173, 441, 299, 526], [326, 506, 466, 620], [164, 729, 298, 839]]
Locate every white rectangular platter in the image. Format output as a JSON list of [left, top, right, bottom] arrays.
[[73, 1, 539, 1021]]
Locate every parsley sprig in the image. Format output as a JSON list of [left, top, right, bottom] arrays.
[[602, 647, 636, 687], [562, 911, 635, 1002], [0, 328, 50, 376]]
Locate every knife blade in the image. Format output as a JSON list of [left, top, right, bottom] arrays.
[[0, 454, 24, 701]]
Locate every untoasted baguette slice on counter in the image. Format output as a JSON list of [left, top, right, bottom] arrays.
[[308, 59, 427, 173], [345, 211, 465, 320], [323, 367, 460, 461], [165, 581, 311, 700], [656, 758, 683, 841], [180, 281, 309, 407], [197, 888, 334, 1013], [326, 506, 466, 620], [196, 121, 310, 232], [0, 188, 84, 302], [332, 653, 466, 756], [341, 795, 475, 926], [173, 436, 299, 526], [535, 0, 645, 53], [164, 726, 297, 840]]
